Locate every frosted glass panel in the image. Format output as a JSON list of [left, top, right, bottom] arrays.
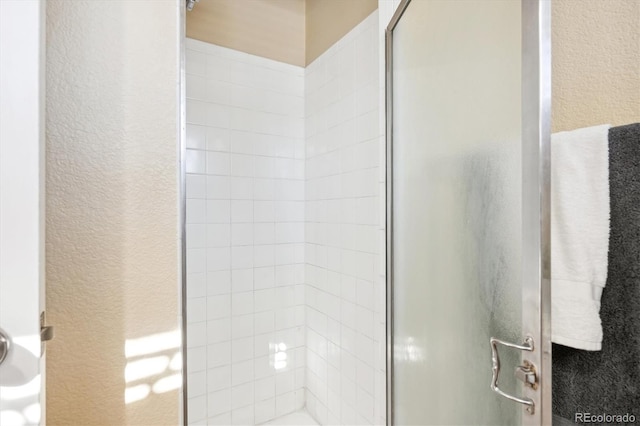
[[392, 0, 523, 424]]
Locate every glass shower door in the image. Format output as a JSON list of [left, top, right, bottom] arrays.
[[386, 0, 551, 424]]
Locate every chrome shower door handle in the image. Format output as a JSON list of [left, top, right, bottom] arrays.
[[490, 336, 536, 414], [0, 327, 10, 366]]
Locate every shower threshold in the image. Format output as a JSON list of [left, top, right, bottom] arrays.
[[261, 409, 319, 425]]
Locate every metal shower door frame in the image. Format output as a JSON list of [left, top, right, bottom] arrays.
[[384, 0, 552, 424]]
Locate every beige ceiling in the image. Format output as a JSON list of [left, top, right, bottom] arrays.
[[187, 0, 306, 66], [186, 0, 378, 67], [305, 0, 377, 64]]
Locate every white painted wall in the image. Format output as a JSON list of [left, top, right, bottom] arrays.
[[184, 39, 306, 425], [0, 1, 45, 425]]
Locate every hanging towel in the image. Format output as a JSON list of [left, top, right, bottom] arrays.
[[551, 124, 611, 351], [552, 122, 640, 421]]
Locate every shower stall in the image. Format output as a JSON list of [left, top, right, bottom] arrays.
[[183, 7, 387, 425], [183, 0, 552, 424]]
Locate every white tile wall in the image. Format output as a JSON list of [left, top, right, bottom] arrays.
[[186, 38, 306, 425], [304, 11, 386, 426], [186, 7, 390, 425]]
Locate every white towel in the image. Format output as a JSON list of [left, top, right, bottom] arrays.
[[551, 124, 611, 351]]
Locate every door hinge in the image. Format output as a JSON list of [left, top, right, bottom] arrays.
[[40, 311, 54, 342]]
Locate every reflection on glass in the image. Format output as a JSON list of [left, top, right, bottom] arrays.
[[394, 337, 424, 363]]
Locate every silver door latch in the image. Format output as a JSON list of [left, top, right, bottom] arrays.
[[515, 360, 538, 389]]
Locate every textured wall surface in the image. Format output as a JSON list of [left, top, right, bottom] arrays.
[[305, 0, 378, 65], [186, 0, 306, 67], [304, 11, 386, 425], [45, 1, 181, 424], [552, 0, 640, 132], [184, 38, 306, 425]]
